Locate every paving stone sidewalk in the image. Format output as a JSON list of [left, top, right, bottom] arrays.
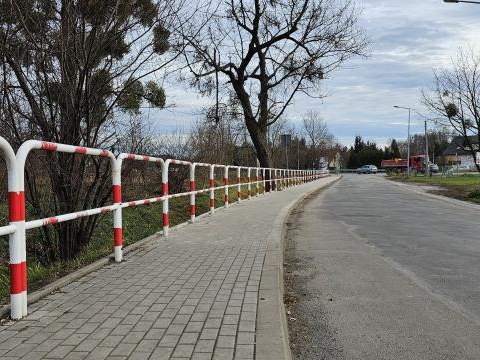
[[0, 179, 332, 360]]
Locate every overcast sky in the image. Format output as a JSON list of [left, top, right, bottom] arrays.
[[153, 0, 480, 148]]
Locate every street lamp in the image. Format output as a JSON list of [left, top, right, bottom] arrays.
[[444, 0, 480, 4], [394, 105, 412, 177]]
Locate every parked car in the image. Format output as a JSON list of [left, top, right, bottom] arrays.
[[356, 165, 378, 174], [429, 163, 439, 173], [447, 164, 472, 172]]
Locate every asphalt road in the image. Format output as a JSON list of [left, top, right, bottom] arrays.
[[284, 174, 480, 360]]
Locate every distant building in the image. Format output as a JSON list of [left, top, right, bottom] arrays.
[[442, 135, 479, 167]]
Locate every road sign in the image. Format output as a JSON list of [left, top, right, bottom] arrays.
[[281, 134, 292, 147]]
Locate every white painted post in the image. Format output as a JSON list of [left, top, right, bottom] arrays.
[[162, 160, 170, 237], [256, 168, 260, 197], [112, 158, 123, 262], [209, 165, 215, 214], [237, 167, 241, 202], [224, 166, 229, 208], [1, 137, 24, 320], [190, 164, 196, 223], [247, 167, 252, 199]]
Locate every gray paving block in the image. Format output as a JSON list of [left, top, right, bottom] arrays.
[[213, 347, 234, 360], [172, 344, 195, 358]]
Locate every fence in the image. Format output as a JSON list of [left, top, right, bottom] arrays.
[[0, 136, 326, 320]]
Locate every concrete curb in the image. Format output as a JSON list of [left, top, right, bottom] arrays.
[[256, 176, 341, 360], [379, 176, 480, 211]]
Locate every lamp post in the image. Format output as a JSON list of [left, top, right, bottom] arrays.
[[425, 121, 430, 176], [444, 0, 480, 4], [394, 105, 412, 177]]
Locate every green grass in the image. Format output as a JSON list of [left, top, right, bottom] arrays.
[[0, 184, 268, 305], [388, 173, 480, 203]]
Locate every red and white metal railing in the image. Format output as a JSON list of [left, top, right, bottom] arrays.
[[0, 136, 328, 320]]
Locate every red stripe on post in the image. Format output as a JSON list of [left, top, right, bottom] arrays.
[[75, 147, 87, 154], [225, 195, 229, 202], [224, 178, 228, 185], [209, 199, 215, 208], [190, 204, 196, 216], [46, 217, 58, 225], [163, 213, 170, 226], [112, 185, 122, 203], [190, 181, 195, 191], [209, 179, 214, 188], [10, 262, 24, 294], [8, 191, 25, 222], [114, 228, 123, 246], [22, 261, 27, 292], [237, 177, 241, 183], [143, 156, 150, 161], [162, 183, 168, 196], [128, 201, 136, 207], [101, 207, 109, 213], [144, 199, 151, 205], [128, 154, 136, 160], [41, 142, 58, 151]]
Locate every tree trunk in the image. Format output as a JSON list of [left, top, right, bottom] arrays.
[[245, 117, 276, 191]]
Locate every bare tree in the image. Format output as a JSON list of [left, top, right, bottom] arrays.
[[176, 0, 367, 169], [302, 110, 333, 167], [0, 0, 180, 260], [423, 49, 480, 172], [302, 110, 333, 148]]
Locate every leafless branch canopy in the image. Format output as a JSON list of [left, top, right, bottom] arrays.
[[175, 0, 367, 167], [422, 48, 480, 169]]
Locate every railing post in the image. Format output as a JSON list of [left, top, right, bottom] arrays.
[[15, 142, 38, 319], [274, 169, 278, 191], [190, 164, 196, 223], [237, 167, 241, 202], [1, 137, 25, 320], [256, 168, 260, 197], [112, 158, 123, 262], [247, 167, 252, 199], [262, 168, 266, 194], [280, 169, 283, 190], [224, 166, 229, 208], [209, 165, 215, 214], [268, 168, 272, 192], [162, 160, 170, 237]]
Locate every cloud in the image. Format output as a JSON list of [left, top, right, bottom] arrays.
[[152, 0, 480, 147]]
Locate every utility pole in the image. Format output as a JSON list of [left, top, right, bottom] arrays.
[[425, 121, 430, 176], [286, 142, 289, 169], [297, 138, 300, 170]]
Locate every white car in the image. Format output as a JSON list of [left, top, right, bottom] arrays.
[[356, 165, 378, 174], [448, 164, 471, 172]]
